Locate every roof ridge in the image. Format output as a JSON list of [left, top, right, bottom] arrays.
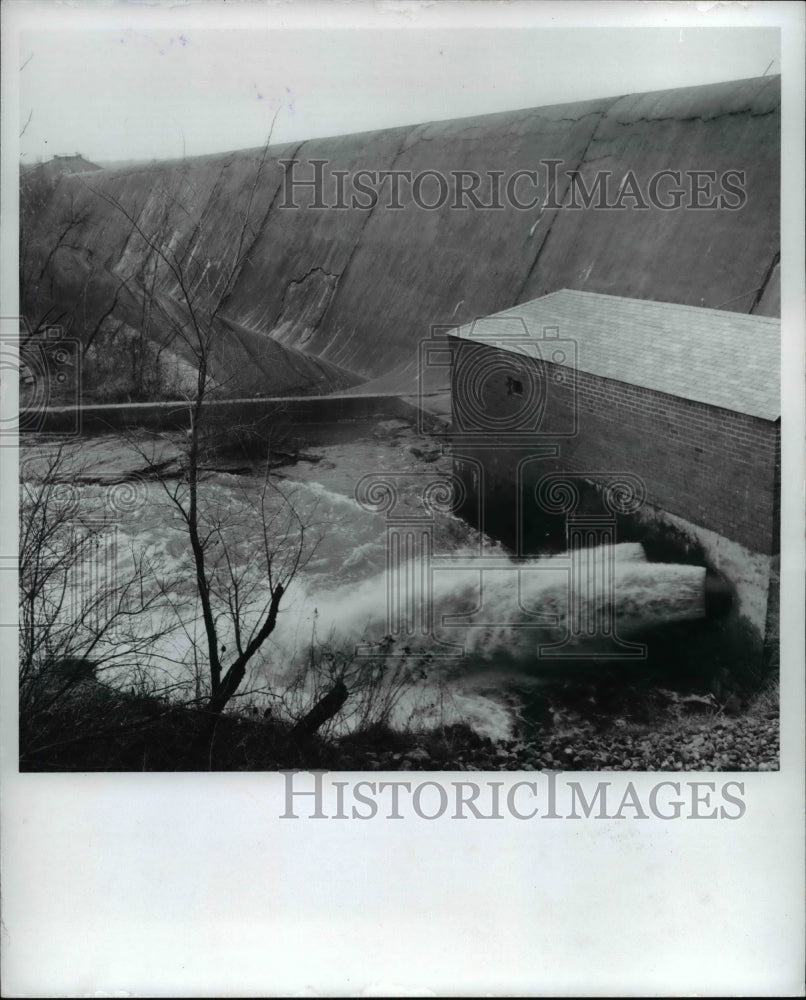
[[533, 289, 780, 324], [456, 290, 780, 420]]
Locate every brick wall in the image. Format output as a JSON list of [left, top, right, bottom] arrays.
[[449, 338, 780, 555]]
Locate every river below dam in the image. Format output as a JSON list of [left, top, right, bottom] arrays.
[[21, 418, 736, 741]]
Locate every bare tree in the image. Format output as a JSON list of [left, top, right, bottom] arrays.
[[82, 119, 331, 756], [18, 441, 183, 759], [20, 115, 360, 768]]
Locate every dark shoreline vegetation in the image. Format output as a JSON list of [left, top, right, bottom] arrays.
[[19, 667, 778, 772]]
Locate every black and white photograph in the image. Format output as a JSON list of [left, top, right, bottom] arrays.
[[2, 0, 804, 995]]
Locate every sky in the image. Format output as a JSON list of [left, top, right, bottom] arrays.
[[14, 15, 782, 165]]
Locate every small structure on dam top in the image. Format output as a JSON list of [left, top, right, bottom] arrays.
[[446, 289, 780, 584]]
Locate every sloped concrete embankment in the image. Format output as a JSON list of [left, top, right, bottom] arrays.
[[40, 248, 360, 398], [23, 75, 780, 399]]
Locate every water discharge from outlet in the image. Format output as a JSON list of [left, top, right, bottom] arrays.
[[268, 541, 732, 737], [279, 541, 730, 666]]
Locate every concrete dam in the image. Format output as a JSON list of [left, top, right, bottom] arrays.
[[20, 73, 780, 675], [23, 73, 780, 400]]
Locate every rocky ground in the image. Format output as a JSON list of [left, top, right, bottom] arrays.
[[327, 690, 779, 773], [338, 715, 779, 773]]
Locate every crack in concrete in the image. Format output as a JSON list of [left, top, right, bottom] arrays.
[[514, 103, 616, 304], [613, 106, 779, 127], [750, 250, 780, 315], [287, 265, 341, 286], [271, 265, 342, 332], [402, 108, 610, 148]]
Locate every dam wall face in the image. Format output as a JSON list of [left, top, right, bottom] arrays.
[[516, 77, 781, 314], [21, 75, 780, 397]]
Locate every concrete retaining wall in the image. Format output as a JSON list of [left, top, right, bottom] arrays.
[[21, 393, 419, 439]]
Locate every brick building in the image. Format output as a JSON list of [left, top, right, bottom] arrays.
[[448, 290, 780, 558]]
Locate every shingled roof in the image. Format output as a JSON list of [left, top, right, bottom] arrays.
[[451, 289, 780, 421]]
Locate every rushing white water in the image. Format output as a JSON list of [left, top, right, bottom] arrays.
[[22, 434, 716, 739], [262, 541, 708, 737]]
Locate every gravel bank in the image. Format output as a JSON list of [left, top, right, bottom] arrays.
[[332, 700, 779, 773]]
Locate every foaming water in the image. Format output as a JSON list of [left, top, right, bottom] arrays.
[[24, 434, 718, 740], [275, 542, 704, 656], [266, 542, 708, 738]]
